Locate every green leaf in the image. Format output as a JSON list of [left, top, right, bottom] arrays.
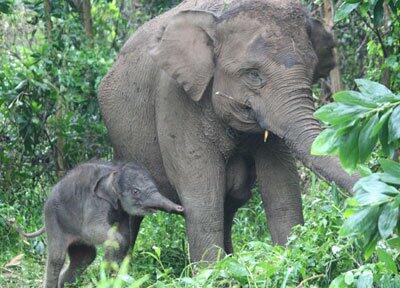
[[371, 108, 393, 137], [378, 202, 399, 239], [355, 79, 394, 99], [329, 275, 347, 288], [333, 91, 377, 108], [380, 159, 400, 178], [358, 114, 379, 162], [354, 186, 392, 206], [377, 173, 400, 185], [380, 118, 395, 157], [354, 175, 399, 198], [339, 126, 360, 172], [377, 248, 398, 273], [334, 3, 360, 22], [224, 259, 249, 284], [356, 270, 373, 288], [364, 234, 379, 259], [388, 106, 400, 143], [373, 0, 384, 26], [311, 128, 340, 156], [387, 236, 400, 249], [344, 271, 355, 285], [341, 206, 380, 236], [314, 103, 369, 126]]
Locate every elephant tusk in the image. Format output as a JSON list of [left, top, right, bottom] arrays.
[[264, 130, 269, 142]]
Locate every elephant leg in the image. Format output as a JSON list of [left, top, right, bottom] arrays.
[[127, 216, 143, 249], [115, 215, 143, 254], [164, 151, 226, 262], [224, 195, 251, 254], [43, 208, 67, 288], [104, 230, 130, 264], [178, 168, 226, 262], [224, 155, 254, 254], [254, 134, 304, 245], [58, 244, 96, 287]]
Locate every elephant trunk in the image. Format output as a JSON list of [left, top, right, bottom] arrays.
[[256, 90, 359, 193], [144, 190, 184, 213], [285, 117, 359, 192]]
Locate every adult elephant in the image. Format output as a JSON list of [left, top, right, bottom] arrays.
[[99, 0, 358, 262]]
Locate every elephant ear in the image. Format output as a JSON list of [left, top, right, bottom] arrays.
[[149, 10, 217, 102], [93, 170, 119, 210], [308, 18, 336, 83]]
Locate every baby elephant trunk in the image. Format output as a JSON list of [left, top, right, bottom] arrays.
[[144, 191, 184, 213]]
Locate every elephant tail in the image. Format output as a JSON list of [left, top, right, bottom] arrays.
[[4, 217, 45, 238], [21, 226, 46, 238]]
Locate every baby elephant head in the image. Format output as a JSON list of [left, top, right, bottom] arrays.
[[94, 163, 184, 216]]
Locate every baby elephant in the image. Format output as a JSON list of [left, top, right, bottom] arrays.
[[29, 161, 183, 288]]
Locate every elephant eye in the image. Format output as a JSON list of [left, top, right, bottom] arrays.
[[132, 188, 140, 196], [244, 69, 265, 88]]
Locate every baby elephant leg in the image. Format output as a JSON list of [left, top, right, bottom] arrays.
[[44, 243, 67, 288], [104, 227, 129, 263], [58, 243, 96, 287]]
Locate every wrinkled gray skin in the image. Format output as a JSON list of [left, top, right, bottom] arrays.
[[99, 0, 359, 262], [41, 161, 183, 288]]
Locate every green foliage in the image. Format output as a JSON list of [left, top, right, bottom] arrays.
[[312, 79, 400, 286], [335, 1, 399, 25], [312, 79, 400, 172]]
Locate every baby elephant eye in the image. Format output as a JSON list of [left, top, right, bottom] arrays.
[[132, 188, 140, 196], [244, 69, 265, 87]]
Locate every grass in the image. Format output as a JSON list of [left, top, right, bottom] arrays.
[[0, 172, 371, 287]]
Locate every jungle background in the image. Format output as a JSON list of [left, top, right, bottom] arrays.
[[0, 0, 399, 287]]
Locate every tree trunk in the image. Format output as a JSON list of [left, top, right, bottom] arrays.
[[43, 0, 65, 177], [54, 103, 66, 178], [82, 0, 93, 39], [43, 0, 52, 40], [323, 0, 343, 93]]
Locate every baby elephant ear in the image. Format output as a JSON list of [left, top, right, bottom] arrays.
[[308, 18, 336, 83], [93, 171, 118, 210], [149, 10, 217, 102]]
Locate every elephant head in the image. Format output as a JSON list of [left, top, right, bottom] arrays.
[[94, 163, 184, 215], [149, 1, 358, 191]]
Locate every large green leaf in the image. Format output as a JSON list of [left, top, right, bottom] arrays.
[[356, 271, 373, 288], [333, 91, 377, 108], [380, 159, 400, 178], [388, 105, 400, 143], [341, 206, 380, 236], [334, 2, 360, 22], [378, 202, 399, 239], [380, 118, 394, 157], [329, 275, 347, 288], [314, 103, 369, 126], [378, 173, 400, 185], [387, 236, 400, 249], [311, 128, 340, 156], [354, 175, 399, 197], [371, 108, 393, 137], [376, 248, 398, 273], [358, 114, 379, 162], [339, 126, 360, 171], [355, 79, 394, 99], [354, 184, 392, 206]]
